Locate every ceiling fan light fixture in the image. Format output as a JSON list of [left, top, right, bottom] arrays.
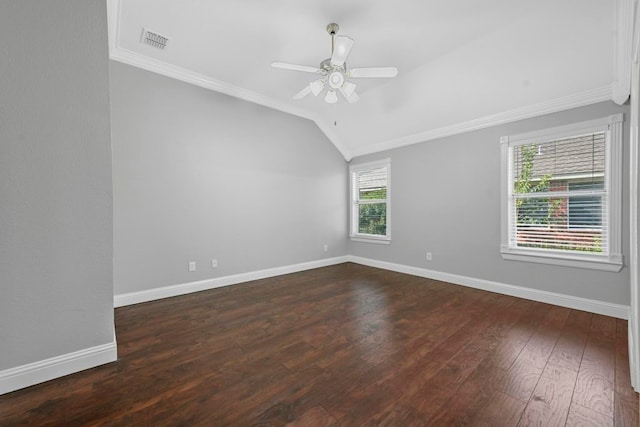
[[325, 90, 338, 104], [309, 79, 325, 96], [328, 71, 345, 89], [342, 81, 356, 97]]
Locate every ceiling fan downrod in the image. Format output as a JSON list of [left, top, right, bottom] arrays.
[[327, 23, 339, 55]]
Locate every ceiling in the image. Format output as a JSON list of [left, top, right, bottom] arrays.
[[107, 0, 627, 160]]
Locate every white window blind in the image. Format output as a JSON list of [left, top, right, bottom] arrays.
[[510, 132, 607, 253]]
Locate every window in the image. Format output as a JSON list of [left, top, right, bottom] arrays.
[[350, 159, 391, 243], [500, 114, 623, 271]]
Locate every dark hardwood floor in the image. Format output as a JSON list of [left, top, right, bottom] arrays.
[[1, 263, 637, 426]]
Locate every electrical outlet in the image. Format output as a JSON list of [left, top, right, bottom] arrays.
[[323, 244, 328, 253], [211, 259, 218, 268], [188, 261, 196, 272], [426, 252, 432, 261]]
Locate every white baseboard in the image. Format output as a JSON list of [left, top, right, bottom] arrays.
[[115, 254, 629, 319], [3, 256, 624, 396], [0, 340, 117, 395], [347, 256, 630, 319], [114, 256, 350, 307]]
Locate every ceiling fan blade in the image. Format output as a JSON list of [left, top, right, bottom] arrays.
[[348, 67, 398, 78], [309, 79, 325, 96], [272, 62, 321, 74], [293, 85, 312, 100], [339, 87, 359, 103], [330, 36, 354, 67]]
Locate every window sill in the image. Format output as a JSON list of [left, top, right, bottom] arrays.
[[500, 246, 623, 272], [350, 235, 391, 245]]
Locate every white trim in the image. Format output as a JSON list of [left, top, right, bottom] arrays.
[[500, 250, 623, 272], [346, 256, 629, 319], [634, 0, 640, 63], [114, 256, 349, 307], [628, 5, 640, 391], [500, 114, 623, 146], [608, 113, 624, 268], [348, 158, 392, 171], [350, 86, 613, 158], [106, 0, 121, 53], [0, 340, 117, 395], [613, 0, 634, 104], [350, 237, 391, 245]]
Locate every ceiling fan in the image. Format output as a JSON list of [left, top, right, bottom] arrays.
[[272, 23, 398, 104]]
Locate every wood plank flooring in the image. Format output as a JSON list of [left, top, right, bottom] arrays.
[[0, 263, 637, 426]]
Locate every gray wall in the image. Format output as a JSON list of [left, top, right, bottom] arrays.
[[110, 62, 348, 296], [349, 102, 631, 305], [0, 0, 114, 369]]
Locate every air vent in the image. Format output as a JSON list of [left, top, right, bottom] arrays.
[[140, 28, 169, 50]]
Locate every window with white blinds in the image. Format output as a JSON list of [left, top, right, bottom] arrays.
[[350, 159, 391, 243], [500, 114, 623, 272]]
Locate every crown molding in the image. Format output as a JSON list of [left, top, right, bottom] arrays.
[[110, 46, 353, 161], [107, 0, 352, 161], [612, 0, 634, 105], [109, 47, 308, 119], [106, 0, 121, 54], [349, 85, 613, 158], [109, 42, 611, 164], [108, 0, 613, 163]]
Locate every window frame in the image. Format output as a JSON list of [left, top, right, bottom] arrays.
[[349, 159, 391, 244], [500, 114, 623, 272]]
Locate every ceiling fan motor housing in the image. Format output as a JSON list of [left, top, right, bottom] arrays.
[[329, 71, 345, 89]]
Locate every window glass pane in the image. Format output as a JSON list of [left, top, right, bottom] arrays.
[[513, 132, 606, 194], [358, 203, 386, 235], [510, 131, 607, 254], [358, 167, 387, 200], [515, 225, 603, 252], [517, 197, 553, 226], [568, 181, 603, 229], [513, 145, 552, 195], [514, 194, 603, 252], [569, 180, 604, 192], [568, 196, 602, 228]]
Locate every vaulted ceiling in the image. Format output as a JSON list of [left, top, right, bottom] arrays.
[[107, 0, 629, 160]]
